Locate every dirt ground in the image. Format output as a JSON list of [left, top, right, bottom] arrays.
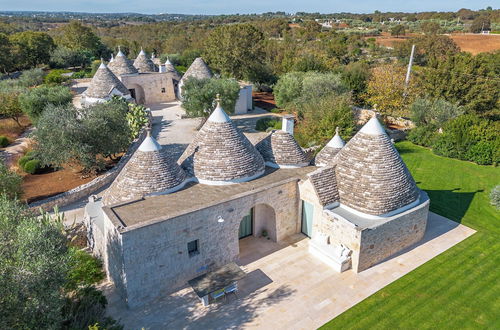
[[0, 116, 31, 141], [372, 32, 500, 54], [22, 167, 95, 204], [253, 92, 277, 111]]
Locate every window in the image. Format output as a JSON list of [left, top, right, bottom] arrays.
[[161, 87, 166, 93], [187, 239, 199, 257]]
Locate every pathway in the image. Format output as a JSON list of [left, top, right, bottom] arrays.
[[0, 127, 34, 168]]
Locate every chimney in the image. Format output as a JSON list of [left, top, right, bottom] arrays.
[[159, 64, 166, 73], [282, 114, 294, 135]]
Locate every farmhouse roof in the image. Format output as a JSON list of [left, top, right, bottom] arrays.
[[84, 61, 130, 99], [334, 116, 419, 215], [180, 57, 213, 83], [133, 48, 156, 73], [308, 166, 340, 207], [108, 47, 139, 76], [102, 130, 187, 206], [315, 127, 345, 167], [164, 58, 181, 79], [256, 130, 310, 168], [179, 101, 265, 184]]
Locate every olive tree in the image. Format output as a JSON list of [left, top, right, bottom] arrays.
[[18, 85, 73, 124]]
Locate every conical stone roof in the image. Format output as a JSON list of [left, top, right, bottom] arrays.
[[180, 57, 213, 83], [315, 127, 345, 167], [108, 48, 138, 76], [256, 130, 310, 168], [335, 116, 419, 216], [102, 131, 187, 206], [133, 49, 156, 73], [179, 102, 265, 185], [84, 62, 130, 99], [165, 58, 181, 80]]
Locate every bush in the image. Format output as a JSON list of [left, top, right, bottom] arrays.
[[66, 248, 105, 291], [44, 69, 71, 84], [255, 117, 282, 131], [18, 85, 73, 124], [407, 125, 438, 147], [126, 102, 149, 139], [0, 136, 9, 147], [410, 98, 464, 127], [72, 70, 90, 79], [490, 185, 500, 210], [181, 78, 240, 118], [432, 114, 500, 165], [23, 159, 41, 174], [17, 68, 45, 87], [18, 155, 31, 168], [0, 162, 22, 199]]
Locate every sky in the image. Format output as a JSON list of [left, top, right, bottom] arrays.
[[0, 0, 495, 15]]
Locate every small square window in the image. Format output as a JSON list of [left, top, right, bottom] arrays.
[[187, 239, 199, 257], [161, 87, 166, 93]]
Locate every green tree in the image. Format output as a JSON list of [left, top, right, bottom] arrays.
[[410, 98, 464, 127], [470, 16, 491, 33], [0, 33, 13, 73], [181, 78, 240, 118], [204, 24, 265, 80], [33, 101, 131, 172], [417, 52, 500, 117], [55, 21, 105, 57], [19, 85, 73, 124], [49, 46, 92, 69], [0, 91, 24, 127], [0, 196, 69, 329], [394, 34, 459, 67], [9, 31, 55, 69], [420, 21, 442, 35], [341, 61, 371, 105], [0, 162, 22, 199], [390, 25, 406, 37]]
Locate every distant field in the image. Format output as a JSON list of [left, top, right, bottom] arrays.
[[373, 32, 500, 55]]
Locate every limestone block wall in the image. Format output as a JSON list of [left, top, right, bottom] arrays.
[[298, 179, 327, 237], [322, 212, 361, 268], [254, 203, 277, 241], [121, 73, 176, 105], [356, 195, 430, 272], [112, 180, 300, 307]]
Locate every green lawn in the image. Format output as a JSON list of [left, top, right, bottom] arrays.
[[322, 141, 500, 329]]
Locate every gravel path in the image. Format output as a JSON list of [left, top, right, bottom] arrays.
[[0, 127, 34, 168]]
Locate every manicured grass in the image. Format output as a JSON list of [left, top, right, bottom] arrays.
[[321, 141, 500, 329]]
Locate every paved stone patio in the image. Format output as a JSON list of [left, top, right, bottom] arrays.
[[102, 212, 475, 329]]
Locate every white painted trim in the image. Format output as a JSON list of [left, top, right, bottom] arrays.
[[264, 161, 309, 169], [195, 169, 265, 186], [147, 177, 195, 197], [326, 197, 422, 220]]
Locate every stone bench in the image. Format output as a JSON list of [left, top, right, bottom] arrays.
[[308, 238, 352, 273]]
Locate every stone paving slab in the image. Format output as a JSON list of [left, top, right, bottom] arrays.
[[102, 211, 475, 329]]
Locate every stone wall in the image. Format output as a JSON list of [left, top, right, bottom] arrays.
[[357, 194, 430, 272], [121, 73, 176, 104], [322, 211, 361, 269], [106, 179, 300, 307]]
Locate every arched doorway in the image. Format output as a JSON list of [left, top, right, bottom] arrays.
[[127, 83, 146, 104], [238, 204, 277, 242]]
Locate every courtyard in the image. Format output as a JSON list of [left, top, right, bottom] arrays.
[[102, 211, 474, 329]]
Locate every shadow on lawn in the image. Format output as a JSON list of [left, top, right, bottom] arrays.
[[425, 188, 481, 223]]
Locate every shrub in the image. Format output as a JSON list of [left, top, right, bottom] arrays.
[[255, 117, 282, 131], [490, 185, 500, 210], [466, 142, 496, 166], [410, 98, 464, 127], [44, 69, 71, 84], [23, 159, 41, 174], [17, 68, 45, 87], [0, 162, 22, 199], [125, 102, 149, 139], [72, 70, 90, 79], [66, 248, 105, 291], [18, 84, 73, 124], [0, 136, 9, 147], [407, 125, 438, 147], [17, 155, 32, 168]]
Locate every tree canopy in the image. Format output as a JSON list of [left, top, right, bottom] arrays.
[[9, 31, 55, 69]]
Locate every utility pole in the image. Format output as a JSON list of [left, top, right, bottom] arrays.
[[405, 44, 415, 86]]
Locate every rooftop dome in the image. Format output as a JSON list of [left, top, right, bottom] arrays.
[[108, 47, 139, 76], [133, 48, 156, 73], [179, 101, 265, 185], [180, 57, 213, 83], [335, 116, 419, 216], [102, 130, 187, 206], [83, 61, 130, 99], [315, 127, 345, 167], [164, 58, 181, 80], [256, 130, 310, 168]]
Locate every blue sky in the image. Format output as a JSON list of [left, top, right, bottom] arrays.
[[0, 0, 495, 15]]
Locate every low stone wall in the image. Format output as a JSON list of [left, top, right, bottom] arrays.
[[352, 107, 415, 130], [29, 112, 152, 212]]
